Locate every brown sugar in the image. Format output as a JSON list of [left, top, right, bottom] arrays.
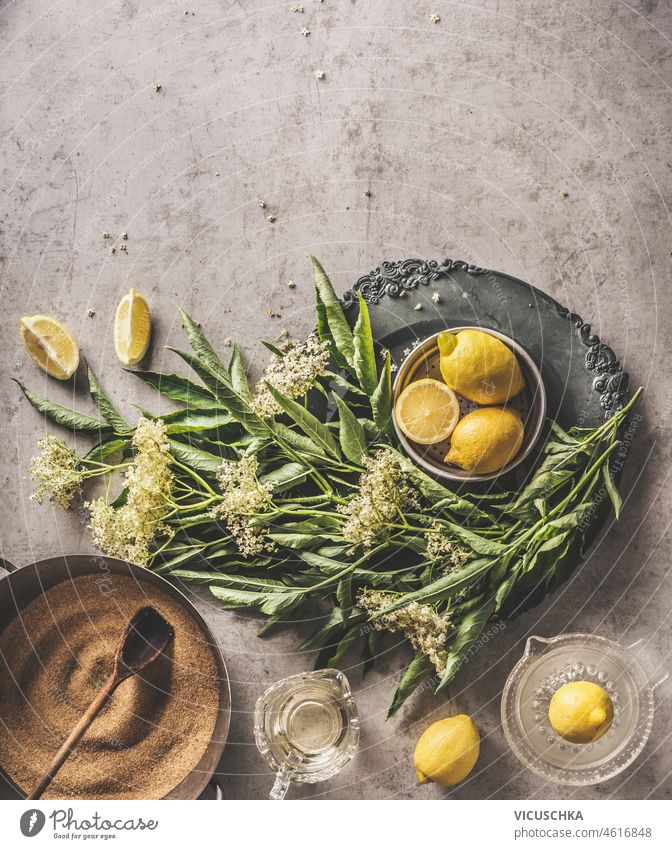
[[0, 573, 222, 799]]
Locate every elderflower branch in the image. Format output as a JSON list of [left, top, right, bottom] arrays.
[[358, 589, 452, 676], [338, 448, 420, 549], [87, 418, 174, 566], [27, 436, 131, 509], [211, 455, 277, 556], [250, 335, 330, 419]]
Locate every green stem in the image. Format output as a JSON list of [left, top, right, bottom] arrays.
[[171, 458, 217, 496]]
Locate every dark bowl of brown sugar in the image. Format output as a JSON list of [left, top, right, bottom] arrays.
[[0, 554, 231, 800]]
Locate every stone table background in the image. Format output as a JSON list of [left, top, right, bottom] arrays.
[[1, 0, 670, 800]]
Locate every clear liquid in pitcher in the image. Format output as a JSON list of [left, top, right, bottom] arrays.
[[254, 669, 359, 783]]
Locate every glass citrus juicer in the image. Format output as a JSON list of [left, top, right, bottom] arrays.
[[501, 633, 668, 786], [254, 669, 360, 800]]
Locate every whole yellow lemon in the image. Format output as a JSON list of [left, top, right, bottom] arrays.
[[549, 681, 614, 744], [444, 406, 524, 474], [438, 329, 525, 405], [414, 714, 480, 786]]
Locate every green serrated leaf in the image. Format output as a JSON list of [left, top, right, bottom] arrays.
[[126, 370, 216, 409], [111, 486, 128, 508], [370, 353, 392, 438], [259, 462, 308, 492], [298, 607, 345, 651], [267, 532, 321, 550], [229, 344, 252, 401], [165, 347, 227, 396], [209, 583, 302, 616], [272, 421, 324, 457], [435, 598, 496, 693], [495, 532, 574, 609], [265, 383, 341, 459], [310, 256, 355, 369], [371, 558, 495, 616], [327, 625, 360, 665], [177, 307, 230, 382], [434, 521, 508, 557], [550, 420, 579, 445], [546, 503, 593, 530], [86, 366, 132, 433], [363, 629, 382, 677], [210, 380, 269, 438], [14, 380, 112, 435], [83, 438, 130, 464], [323, 371, 368, 398], [388, 652, 435, 718], [157, 407, 234, 434], [257, 614, 284, 637], [602, 465, 622, 519], [261, 340, 285, 358], [353, 295, 377, 396], [168, 439, 223, 473], [298, 551, 347, 576], [337, 575, 353, 618], [508, 468, 575, 519], [332, 394, 366, 464]]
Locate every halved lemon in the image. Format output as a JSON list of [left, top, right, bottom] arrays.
[[394, 378, 460, 445], [20, 315, 80, 380], [114, 288, 152, 365]]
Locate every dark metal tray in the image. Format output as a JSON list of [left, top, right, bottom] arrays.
[[342, 258, 632, 585]]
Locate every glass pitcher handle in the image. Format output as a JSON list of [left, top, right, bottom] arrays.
[[269, 764, 294, 800]]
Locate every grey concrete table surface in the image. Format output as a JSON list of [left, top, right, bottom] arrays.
[[1, 0, 670, 800]]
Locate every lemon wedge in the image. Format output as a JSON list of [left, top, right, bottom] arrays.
[[395, 378, 460, 445], [20, 315, 80, 380], [114, 288, 152, 365]]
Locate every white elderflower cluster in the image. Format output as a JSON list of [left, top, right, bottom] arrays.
[[338, 448, 419, 549], [125, 417, 173, 524], [88, 418, 173, 566], [358, 590, 451, 675], [425, 522, 470, 571], [28, 434, 83, 509], [249, 335, 330, 419], [211, 455, 276, 556]]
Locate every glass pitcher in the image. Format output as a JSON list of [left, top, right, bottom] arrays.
[[254, 668, 360, 800]]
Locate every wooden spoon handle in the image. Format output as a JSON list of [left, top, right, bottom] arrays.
[[27, 674, 118, 800]]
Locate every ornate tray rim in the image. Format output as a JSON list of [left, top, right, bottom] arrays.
[[342, 258, 630, 418]]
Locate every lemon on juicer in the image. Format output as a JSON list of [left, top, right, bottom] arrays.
[[445, 406, 524, 474], [549, 681, 614, 744], [414, 714, 480, 786], [438, 329, 525, 404]]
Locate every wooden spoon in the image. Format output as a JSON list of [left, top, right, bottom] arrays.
[[28, 605, 174, 800]]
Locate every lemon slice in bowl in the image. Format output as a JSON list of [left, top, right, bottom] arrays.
[[20, 315, 80, 379], [114, 288, 152, 365], [394, 378, 460, 445]]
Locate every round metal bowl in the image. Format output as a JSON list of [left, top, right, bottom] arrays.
[[0, 555, 231, 800], [392, 327, 547, 482]]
